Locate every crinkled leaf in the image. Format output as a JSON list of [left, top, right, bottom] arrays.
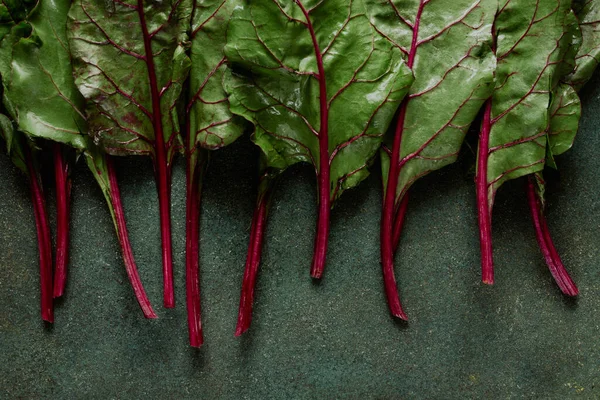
[[1, 0, 87, 150], [0, 1, 35, 105], [68, 0, 192, 161], [547, 82, 581, 165], [0, 0, 36, 49], [0, 1, 37, 175], [186, 0, 245, 181], [187, 0, 245, 153], [544, 9, 582, 168], [569, 0, 600, 89], [540, 3, 594, 188], [482, 0, 574, 205], [367, 0, 496, 203], [541, 3, 600, 189], [224, 0, 413, 201]]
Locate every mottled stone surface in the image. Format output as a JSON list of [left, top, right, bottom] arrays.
[[1, 74, 599, 398]]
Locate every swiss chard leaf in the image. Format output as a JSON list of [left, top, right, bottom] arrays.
[[528, 3, 600, 297], [67, 0, 191, 160], [367, 0, 496, 318], [226, 0, 412, 200], [84, 145, 158, 318], [476, 0, 575, 284], [368, 0, 497, 202], [480, 0, 574, 205], [0, 0, 62, 322], [2, 0, 87, 149], [184, 0, 245, 347], [546, 0, 600, 162], [224, 0, 413, 277], [68, 0, 193, 307]]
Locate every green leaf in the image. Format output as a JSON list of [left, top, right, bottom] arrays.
[[543, 9, 582, 169], [1, 0, 87, 150], [224, 0, 413, 202], [186, 0, 246, 181], [187, 0, 245, 153], [547, 82, 581, 163], [481, 0, 575, 205], [68, 0, 192, 162], [0, 1, 35, 110], [569, 0, 600, 89], [367, 0, 497, 203]]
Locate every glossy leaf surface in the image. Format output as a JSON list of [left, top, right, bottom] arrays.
[[187, 0, 244, 156], [224, 0, 413, 201], [370, 0, 496, 317], [68, 0, 191, 160], [369, 0, 496, 202], [545, 0, 600, 161], [69, 0, 193, 307], [481, 0, 575, 205], [1, 0, 87, 149]]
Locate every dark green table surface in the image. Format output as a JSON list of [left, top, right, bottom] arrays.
[[1, 73, 600, 398]]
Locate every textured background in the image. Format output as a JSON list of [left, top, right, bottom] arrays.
[[1, 73, 599, 399]]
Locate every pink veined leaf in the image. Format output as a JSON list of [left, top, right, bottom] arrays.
[[183, 0, 246, 347], [1, 0, 157, 319], [224, 0, 413, 332], [68, 0, 193, 308], [569, 0, 600, 89], [476, 0, 576, 285], [527, 1, 600, 297], [367, 0, 496, 318]]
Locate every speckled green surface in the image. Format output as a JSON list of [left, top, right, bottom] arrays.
[[1, 74, 599, 398]]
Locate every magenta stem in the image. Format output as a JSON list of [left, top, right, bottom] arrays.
[[476, 100, 494, 285], [295, 1, 331, 279], [25, 146, 54, 322], [185, 152, 206, 347], [106, 157, 158, 319], [53, 143, 71, 298], [526, 177, 578, 296], [137, 0, 174, 308], [235, 189, 271, 336], [379, 0, 425, 320], [381, 101, 409, 320]]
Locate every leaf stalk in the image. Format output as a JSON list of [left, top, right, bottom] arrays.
[[526, 176, 578, 296], [53, 143, 71, 298], [25, 146, 54, 322], [477, 100, 494, 285]]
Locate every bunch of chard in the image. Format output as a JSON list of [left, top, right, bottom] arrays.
[[224, 0, 414, 334], [0, 0, 156, 321], [366, 0, 497, 319], [68, 0, 246, 346]]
